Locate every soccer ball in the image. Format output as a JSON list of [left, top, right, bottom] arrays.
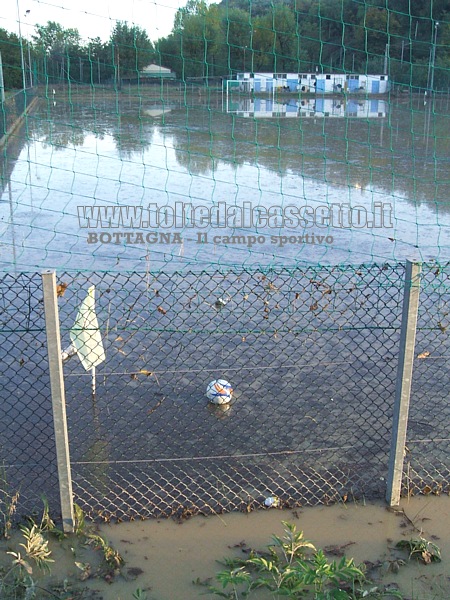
[[206, 379, 233, 405]]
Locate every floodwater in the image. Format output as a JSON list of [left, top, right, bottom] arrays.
[[1, 496, 449, 599], [98, 495, 450, 600], [1, 89, 450, 272]]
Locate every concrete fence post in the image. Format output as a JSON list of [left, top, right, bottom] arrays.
[[386, 260, 422, 506], [42, 270, 74, 532]]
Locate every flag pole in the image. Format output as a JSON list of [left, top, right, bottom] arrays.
[[92, 366, 96, 396]]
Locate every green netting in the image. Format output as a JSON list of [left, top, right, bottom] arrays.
[[0, 1, 449, 272], [0, 2, 450, 521]]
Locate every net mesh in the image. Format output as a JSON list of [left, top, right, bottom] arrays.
[[0, 1, 449, 270], [0, 1, 449, 521]]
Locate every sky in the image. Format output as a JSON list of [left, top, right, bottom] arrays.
[[1, 0, 187, 44]]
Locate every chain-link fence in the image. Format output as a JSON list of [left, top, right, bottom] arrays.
[[1, 263, 449, 525], [58, 263, 404, 520], [0, 272, 60, 522], [404, 262, 450, 496]]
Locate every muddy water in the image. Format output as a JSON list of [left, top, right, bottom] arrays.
[[80, 496, 449, 599], [1, 496, 449, 598], [1, 93, 450, 271]]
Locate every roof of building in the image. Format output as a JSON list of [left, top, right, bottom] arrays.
[[141, 64, 172, 74]]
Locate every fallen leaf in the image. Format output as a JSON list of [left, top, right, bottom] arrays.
[[56, 282, 68, 297], [139, 369, 153, 377], [417, 351, 430, 359], [157, 306, 167, 315]]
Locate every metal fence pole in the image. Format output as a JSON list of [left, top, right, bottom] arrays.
[[42, 270, 74, 532], [386, 260, 422, 506]]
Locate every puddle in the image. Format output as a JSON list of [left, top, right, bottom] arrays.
[[94, 496, 450, 598], [1, 496, 449, 599]]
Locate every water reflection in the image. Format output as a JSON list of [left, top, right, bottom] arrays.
[[0, 92, 449, 271], [225, 97, 388, 119]]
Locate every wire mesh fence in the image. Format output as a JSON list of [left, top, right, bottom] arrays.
[[404, 262, 450, 497], [1, 262, 449, 524], [0, 272, 60, 522], [54, 262, 407, 520]]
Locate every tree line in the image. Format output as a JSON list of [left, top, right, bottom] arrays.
[[0, 0, 449, 91], [0, 21, 153, 89], [158, 0, 449, 88]]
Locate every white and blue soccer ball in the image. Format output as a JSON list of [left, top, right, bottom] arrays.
[[206, 379, 233, 405]]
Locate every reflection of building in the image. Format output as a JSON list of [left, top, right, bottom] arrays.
[[225, 97, 388, 118], [229, 72, 389, 94]]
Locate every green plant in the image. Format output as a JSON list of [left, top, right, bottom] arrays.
[[18, 524, 54, 573], [269, 521, 317, 564], [0, 519, 55, 599], [0, 498, 125, 598], [72, 504, 124, 582], [86, 533, 124, 572], [206, 522, 402, 600], [73, 503, 86, 536], [24, 496, 65, 542], [396, 537, 441, 564]]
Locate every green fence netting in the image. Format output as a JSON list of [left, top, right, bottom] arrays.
[[0, 0, 449, 522], [0, 0, 449, 271]]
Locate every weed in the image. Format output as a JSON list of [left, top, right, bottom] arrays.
[[206, 522, 403, 599], [73, 503, 86, 536], [18, 524, 54, 573], [0, 498, 125, 598], [396, 537, 441, 564], [0, 468, 19, 540], [0, 518, 55, 599]]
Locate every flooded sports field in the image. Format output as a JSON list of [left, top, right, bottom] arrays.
[[0, 88, 449, 525], [1, 88, 450, 271]]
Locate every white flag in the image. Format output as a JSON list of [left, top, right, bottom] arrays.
[[70, 286, 105, 371]]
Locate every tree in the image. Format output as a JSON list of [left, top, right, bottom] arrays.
[[86, 37, 112, 84], [109, 22, 154, 78], [221, 7, 253, 74], [0, 28, 22, 89], [33, 21, 82, 83]]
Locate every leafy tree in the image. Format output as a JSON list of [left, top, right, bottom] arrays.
[[33, 21, 80, 54], [86, 37, 112, 84], [109, 21, 154, 78], [32, 21, 82, 83], [155, 34, 183, 79], [0, 28, 22, 89], [221, 7, 252, 73]]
